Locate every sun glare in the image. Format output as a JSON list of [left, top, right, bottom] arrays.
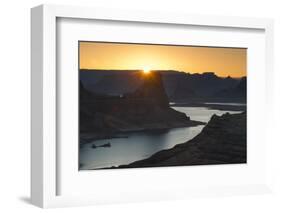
[[143, 67, 151, 74]]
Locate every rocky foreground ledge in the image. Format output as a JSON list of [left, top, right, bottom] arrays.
[[118, 112, 246, 168]]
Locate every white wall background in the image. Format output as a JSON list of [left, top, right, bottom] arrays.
[[0, 0, 280, 212]]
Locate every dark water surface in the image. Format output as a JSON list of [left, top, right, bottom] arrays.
[[79, 106, 242, 169]]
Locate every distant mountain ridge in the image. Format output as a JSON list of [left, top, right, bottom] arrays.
[[80, 69, 246, 103], [214, 76, 246, 102]]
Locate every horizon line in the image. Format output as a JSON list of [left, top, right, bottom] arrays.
[[79, 68, 246, 78]]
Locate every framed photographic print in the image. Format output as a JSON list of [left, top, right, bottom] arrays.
[[31, 4, 274, 208], [78, 41, 247, 170]]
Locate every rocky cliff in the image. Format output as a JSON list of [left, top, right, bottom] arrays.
[[79, 71, 204, 141], [214, 77, 246, 102], [119, 112, 246, 168]]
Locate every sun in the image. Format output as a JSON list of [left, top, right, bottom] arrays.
[[142, 66, 151, 74]]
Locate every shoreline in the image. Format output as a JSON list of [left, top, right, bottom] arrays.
[[170, 102, 246, 111], [80, 119, 205, 145], [80, 103, 245, 145]]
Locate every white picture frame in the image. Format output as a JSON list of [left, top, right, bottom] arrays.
[[31, 4, 274, 208]]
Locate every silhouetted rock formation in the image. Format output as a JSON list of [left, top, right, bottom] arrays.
[[119, 112, 246, 168], [125, 71, 169, 107], [79, 71, 204, 141]]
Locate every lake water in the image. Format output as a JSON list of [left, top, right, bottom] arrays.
[[79, 106, 242, 169]]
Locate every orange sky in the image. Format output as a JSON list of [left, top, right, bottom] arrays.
[[79, 41, 247, 78]]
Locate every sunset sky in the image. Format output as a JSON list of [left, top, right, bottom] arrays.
[[79, 42, 247, 78]]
